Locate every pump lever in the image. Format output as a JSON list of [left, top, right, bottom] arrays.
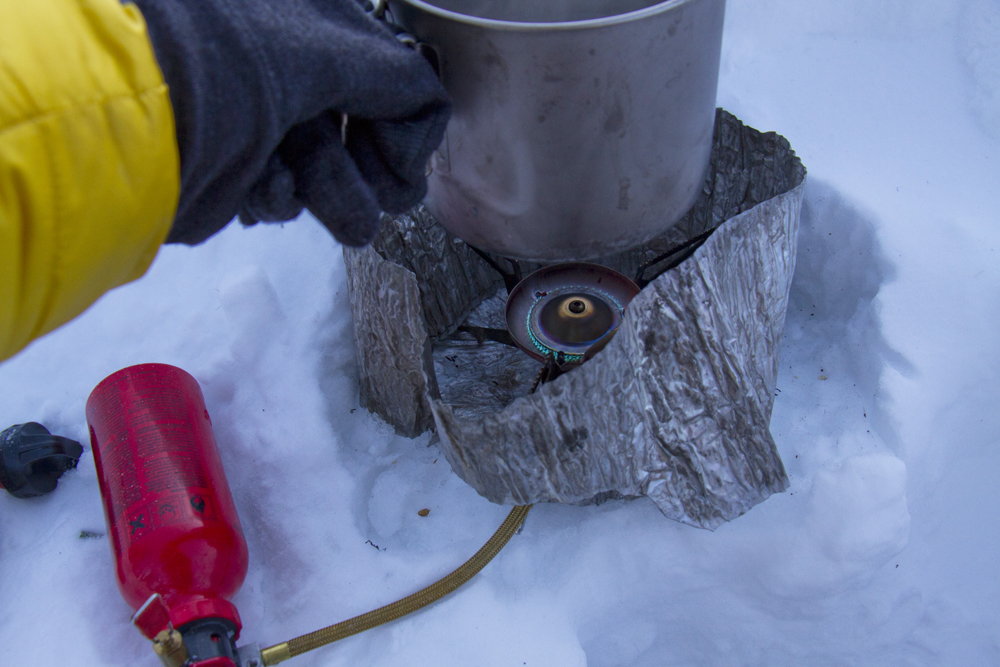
[[237, 643, 264, 667]]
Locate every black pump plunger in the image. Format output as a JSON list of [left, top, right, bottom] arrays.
[[0, 423, 83, 498]]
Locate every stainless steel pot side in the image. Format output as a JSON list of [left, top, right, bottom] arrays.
[[386, 0, 727, 261]]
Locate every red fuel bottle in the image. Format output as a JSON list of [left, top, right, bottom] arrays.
[[87, 364, 249, 666]]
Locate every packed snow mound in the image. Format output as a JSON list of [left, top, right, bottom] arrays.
[[766, 452, 910, 598]]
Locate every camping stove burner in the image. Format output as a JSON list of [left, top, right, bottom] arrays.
[[505, 263, 640, 366], [528, 288, 621, 358]]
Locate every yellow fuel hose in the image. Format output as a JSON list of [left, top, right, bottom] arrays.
[[259, 504, 532, 665]]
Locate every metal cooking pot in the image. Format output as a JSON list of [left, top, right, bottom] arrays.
[[384, 0, 727, 261]]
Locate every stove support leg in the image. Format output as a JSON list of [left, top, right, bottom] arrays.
[[467, 245, 523, 294]]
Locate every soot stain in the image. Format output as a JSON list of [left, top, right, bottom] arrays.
[[562, 426, 590, 452]]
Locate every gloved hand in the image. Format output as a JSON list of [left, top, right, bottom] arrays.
[[133, 0, 450, 246]]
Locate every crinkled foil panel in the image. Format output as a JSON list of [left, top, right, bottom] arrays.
[[344, 110, 806, 529]]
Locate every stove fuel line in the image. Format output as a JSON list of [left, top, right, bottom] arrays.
[[255, 503, 532, 665], [258, 331, 550, 664]]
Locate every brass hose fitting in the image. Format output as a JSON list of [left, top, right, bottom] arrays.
[[152, 629, 188, 667]]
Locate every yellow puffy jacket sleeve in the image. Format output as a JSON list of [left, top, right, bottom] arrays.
[[0, 0, 180, 361]]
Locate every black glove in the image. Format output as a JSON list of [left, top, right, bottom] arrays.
[[134, 0, 451, 246]]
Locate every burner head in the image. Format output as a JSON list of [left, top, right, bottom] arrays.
[[506, 263, 640, 366]]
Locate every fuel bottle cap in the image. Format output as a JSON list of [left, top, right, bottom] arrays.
[[133, 594, 244, 640], [0, 422, 83, 498], [171, 598, 243, 638]]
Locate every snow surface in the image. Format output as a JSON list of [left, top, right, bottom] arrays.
[[2, 1, 998, 665]]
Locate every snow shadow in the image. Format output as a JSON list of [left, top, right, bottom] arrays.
[[776, 178, 910, 455], [751, 178, 914, 599], [567, 184, 918, 667]]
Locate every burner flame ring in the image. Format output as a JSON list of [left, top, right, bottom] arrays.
[[505, 263, 640, 367], [528, 288, 622, 361]]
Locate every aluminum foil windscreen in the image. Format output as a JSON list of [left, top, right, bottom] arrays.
[[344, 110, 806, 529]]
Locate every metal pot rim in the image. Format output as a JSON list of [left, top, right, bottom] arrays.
[[390, 0, 692, 31]]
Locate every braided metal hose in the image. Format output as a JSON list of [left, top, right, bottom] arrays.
[[260, 504, 532, 665]]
